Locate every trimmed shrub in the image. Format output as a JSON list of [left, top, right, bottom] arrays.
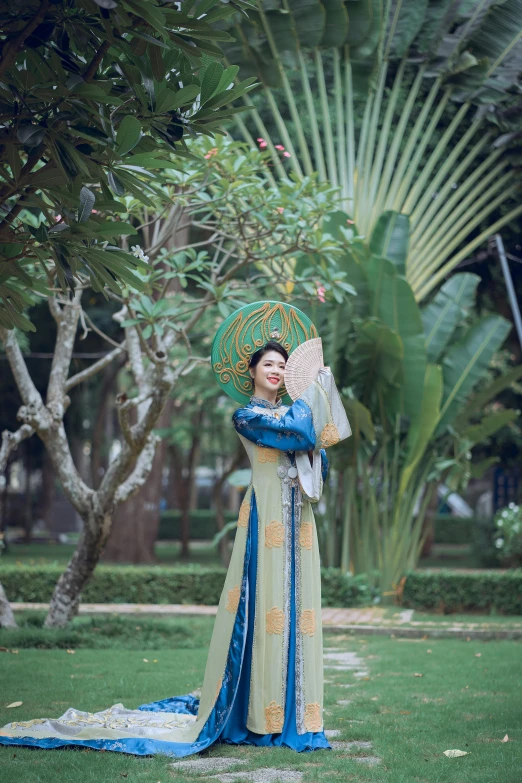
[[0, 564, 374, 607], [158, 510, 237, 540], [433, 514, 474, 544], [402, 569, 522, 614], [3, 565, 521, 613]]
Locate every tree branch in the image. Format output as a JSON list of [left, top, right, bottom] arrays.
[[114, 434, 159, 505], [0, 424, 34, 473], [84, 39, 111, 81], [65, 343, 126, 392], [0, 0, 51, 81], [46, 290, 83, 408], [0, 327, 43, 407]]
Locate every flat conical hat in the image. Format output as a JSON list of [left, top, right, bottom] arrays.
[[211, 301, 318, 404], [284, 338, 324, 401]]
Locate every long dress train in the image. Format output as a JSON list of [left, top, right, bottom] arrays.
[[0, 369, 350, 757]]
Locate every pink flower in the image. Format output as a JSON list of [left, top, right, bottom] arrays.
[[316, 283, 326, 303], [204, 147, 218, 159], [283, 151, 291, 158], [276, 207, 284, 214], [275, 144, 285, 151], [346, 218, 355, 225], [257, 138, 265, 142], [259, 141, 267, 149]]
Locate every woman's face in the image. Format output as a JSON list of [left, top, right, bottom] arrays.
[[250, 350, 286, 397]]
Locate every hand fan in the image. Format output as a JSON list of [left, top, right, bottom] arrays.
[[284, 337, 324, 401]]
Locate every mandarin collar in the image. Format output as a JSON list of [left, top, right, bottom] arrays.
[[249, 395, 283, 410]]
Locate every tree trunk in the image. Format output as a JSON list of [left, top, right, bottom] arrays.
[[44, 505, 111, 627], [91, 359, 124, 490], [40, 451, 56, 531], [24, 442, 32, 543], [0, 581, 17, 628], [104, 400, 172, 563], [179, 409, 204, 559], [0, 462, 11, 552]]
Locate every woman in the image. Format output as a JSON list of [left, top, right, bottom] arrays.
[[0, 306, 350, 757]]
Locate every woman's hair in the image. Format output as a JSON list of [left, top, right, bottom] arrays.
[[248, 341, 288, 388]]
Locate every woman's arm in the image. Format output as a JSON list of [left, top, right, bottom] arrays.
[[232, 399, 316, 452]]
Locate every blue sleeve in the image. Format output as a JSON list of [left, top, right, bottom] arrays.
[[233, 399, 316, 452], [320, 448, 329, 482]]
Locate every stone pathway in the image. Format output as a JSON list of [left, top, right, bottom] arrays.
[[12, 602, 522, 638], [167, 638, 381, 779]]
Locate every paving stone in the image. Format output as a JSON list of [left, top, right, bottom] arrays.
[[353, 756, 381, 766], [170, 757, 247, 775], [323, 651, 362, 668], [325, 729, 341, 738], [331, 740, 373, 751], [210, 769, 303, 783]]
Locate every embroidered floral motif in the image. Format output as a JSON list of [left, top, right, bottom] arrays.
[[238, 499, 250, 528], [265, 520, 285, 548], [300, 608, 316, 636], [226, 585, 240, 613], [264, 701, 284, 732], [299, 522, 313, 550], [320, 422, 340, 448], [304, 702, 322, 731], [258, 446, 277, 463], [266, 606, 285, 635]]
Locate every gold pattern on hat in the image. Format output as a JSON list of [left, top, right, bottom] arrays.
[[212, 302, 318, 399]]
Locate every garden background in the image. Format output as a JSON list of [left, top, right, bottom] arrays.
[[1, 1, 521, 781]]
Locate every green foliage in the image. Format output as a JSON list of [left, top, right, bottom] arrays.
[[314, 214, 521, 595], [158, 510, 237, 540], [433, 514, 474, 545], [493, 502, 522, 566], [402, 568, 522, 614], [0, 613, 212, 650], [3, 564, 520, 613], [1, 564, 377, 607], [0, 0, 255, 329], [221, 1, 522, 301]]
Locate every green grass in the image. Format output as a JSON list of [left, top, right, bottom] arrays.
[[0, 613, 215, 650], [1, 619, 520, 782], [1, 541, 221, 567], [3, 540, 488, 571]]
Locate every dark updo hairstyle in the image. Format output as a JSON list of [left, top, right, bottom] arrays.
[[248, 341, 289, 389]]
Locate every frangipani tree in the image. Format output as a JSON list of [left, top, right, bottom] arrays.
[[221, 0, 522, 301], [0, 137, 349, 626]]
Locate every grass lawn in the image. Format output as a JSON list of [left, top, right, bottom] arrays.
[[1, 541, 220, 567], [1, 617, 520, 782], [3, 540, 486, 570]]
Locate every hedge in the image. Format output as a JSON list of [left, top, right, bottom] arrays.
[[433, 514, 474, 544], [0, 565, 377, 608], [402, 569, 522, 615], [158, 510, 237, 540], [2, 565, 521, 613]]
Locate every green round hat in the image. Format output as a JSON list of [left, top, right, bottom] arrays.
[[211, 300, 318, 405]]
